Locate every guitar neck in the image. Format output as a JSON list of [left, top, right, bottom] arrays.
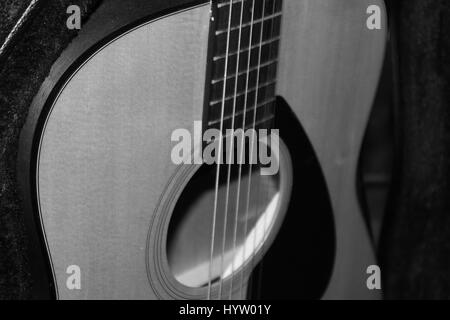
[[205, 0, 283, 133]]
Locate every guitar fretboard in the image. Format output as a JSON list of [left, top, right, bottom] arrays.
[[205, 0, 283, 132]]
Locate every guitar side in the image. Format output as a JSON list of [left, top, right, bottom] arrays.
[[277, 0, 387, 299]]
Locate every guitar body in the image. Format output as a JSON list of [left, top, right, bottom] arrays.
[[19, 0, 386, 299]]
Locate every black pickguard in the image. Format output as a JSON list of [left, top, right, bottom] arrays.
[[247, 96, 336, 300]]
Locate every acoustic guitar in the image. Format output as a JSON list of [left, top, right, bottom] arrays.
[[18, 0, 387, 299]]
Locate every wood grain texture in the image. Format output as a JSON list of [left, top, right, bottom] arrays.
[[277, 0, 387, 299], [36, 5, 210, 299]]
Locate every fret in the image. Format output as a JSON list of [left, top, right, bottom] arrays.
[[212, 42, 278, 79], [217, 0, 281, 10], [217, 0, 250, 9], [216, 0, 282, 24], [251, 114, 275, 130], [208, 113, 276, 133], [208, 102, 276, 131], [209, 80, 276, 106], [211, 59, 277, 84], [214, 15, 282, 55], [217, 1, 261, 31], [209, 84, 276, 120], [208, 98, 276, 126], [215, 12, 282, 36], [206, 115, 276, 144], [211, 59, 277, 86], [210, 62, 277, 101], [213, 37, 280, 61]]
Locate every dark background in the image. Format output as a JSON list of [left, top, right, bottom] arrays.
[[379, 0, 450, 299], [1, 0, 450, 299]]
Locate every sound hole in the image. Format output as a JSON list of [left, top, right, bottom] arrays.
[[166, 149, 290, 289]]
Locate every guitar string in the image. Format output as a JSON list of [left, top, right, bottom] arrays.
[[255, 0, 279, 299], [239, 0, 267, 300], [227, 0, 256, 300], [207, 0, 234, 300], [227, 0, 257, 300], [0, 0, 40, 58], [217, 0, 246, 300], [245, 0, 266, 299]]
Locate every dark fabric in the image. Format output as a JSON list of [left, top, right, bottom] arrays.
[[380, 0, 450, 299], [0, 0, 101, 299], [0, 1, 30, 45]]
